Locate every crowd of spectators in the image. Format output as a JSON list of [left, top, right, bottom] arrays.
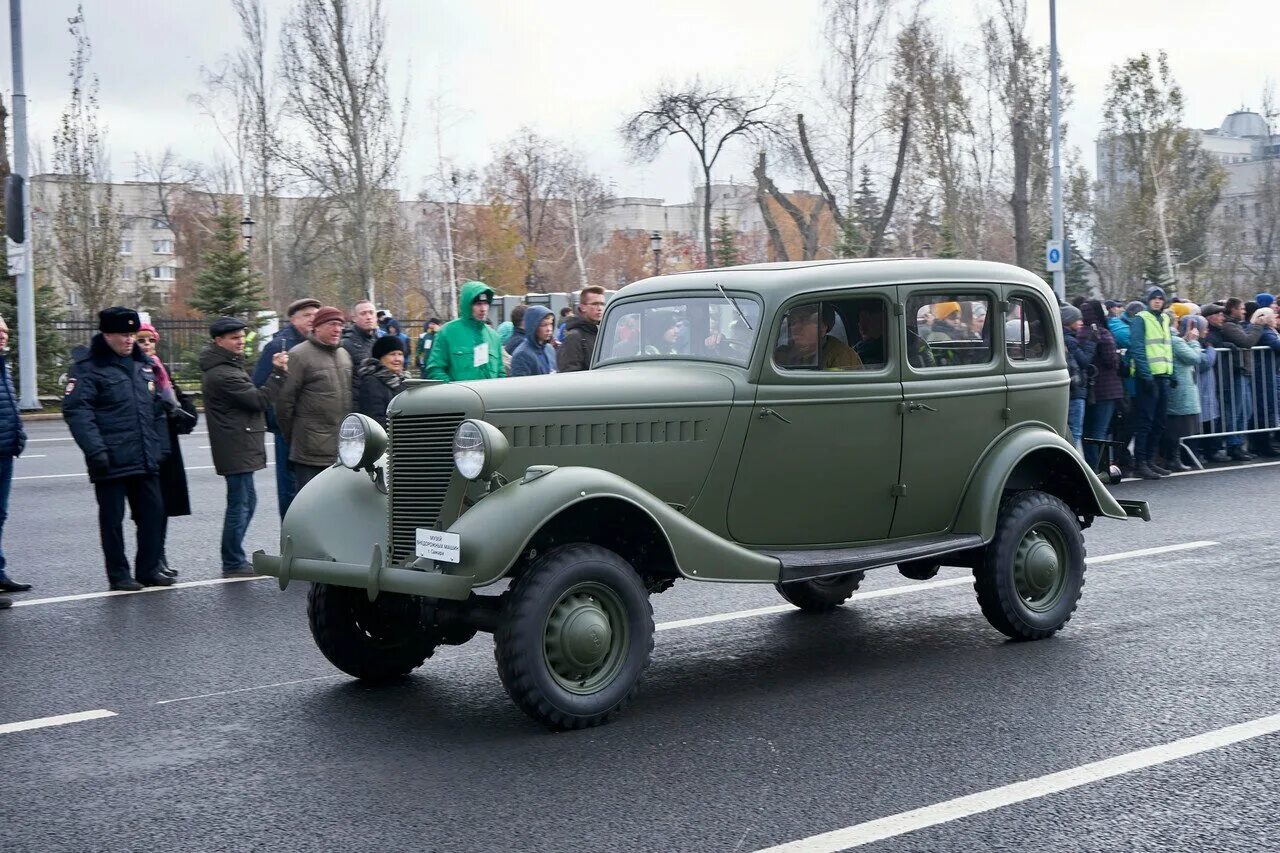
[[1062, 287, 1280, 479]]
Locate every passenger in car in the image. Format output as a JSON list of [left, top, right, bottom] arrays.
[[775, 304, 862, 370], [852, 302, 887, 367]]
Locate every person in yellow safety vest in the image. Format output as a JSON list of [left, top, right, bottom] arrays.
[[1128, 286, 1173, 479]]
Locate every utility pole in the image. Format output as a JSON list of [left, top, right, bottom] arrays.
[[1048, 0, 1066, 302], [9, 0, 38, 409]]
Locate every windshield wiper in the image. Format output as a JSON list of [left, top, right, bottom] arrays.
[[715, 282, 753, 331]]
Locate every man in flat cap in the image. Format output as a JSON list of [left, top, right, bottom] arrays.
[[252, 297, 320, 518], [202, 317, 287, 577], [264, 305, 352, 491], [63, 307, 174, 591]]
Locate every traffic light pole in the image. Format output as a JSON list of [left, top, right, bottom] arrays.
[[9, 0, 38, 409]]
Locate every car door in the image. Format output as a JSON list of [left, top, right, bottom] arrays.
[[891, 285, 1006, 538], [727, 291, 902, 547], [1003, 287, 1068, 433]]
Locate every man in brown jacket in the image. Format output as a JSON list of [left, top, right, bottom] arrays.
[[267, 305, 353, 490], [200, 317, 281, 576]]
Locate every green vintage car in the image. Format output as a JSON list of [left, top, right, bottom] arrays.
[[253, 259, 1148, 730]]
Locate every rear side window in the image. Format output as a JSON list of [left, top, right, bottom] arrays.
[[907, 293, 994, 368], [772, 297, 891, 372], [1006, 295, 1052, 361]]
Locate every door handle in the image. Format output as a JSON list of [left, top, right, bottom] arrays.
[[758, 407, 792, 424], [904, 401, 938, 413]]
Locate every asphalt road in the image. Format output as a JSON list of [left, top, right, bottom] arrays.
[[2, 420, 1277, 852]]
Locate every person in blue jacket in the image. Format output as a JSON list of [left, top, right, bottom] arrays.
[[510, 305, 558, 377], [252, 298, 319, 518]]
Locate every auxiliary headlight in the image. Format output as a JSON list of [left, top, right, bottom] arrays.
[[338, 413, 387, 470], [453, 419, 509, 481]]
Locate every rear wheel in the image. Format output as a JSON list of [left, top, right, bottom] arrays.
[[775, 572, 864, 612], [974, 490, 1085, 640], [307, 583, 437, 681], [495, 544, 654, 730]]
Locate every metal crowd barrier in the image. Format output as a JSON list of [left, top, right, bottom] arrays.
[[1179, 345, 1280, 469]]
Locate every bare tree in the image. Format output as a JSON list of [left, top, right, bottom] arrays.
[[486, 128, 572, 292], [622, 79, 780, 266], [753, 151, 827, 260], [277, 0, 405, 304], [867, 16, 927, 257], [563, 163, 611, 288], [983, 0, 1052, 271], [50, 8, 122, 315]]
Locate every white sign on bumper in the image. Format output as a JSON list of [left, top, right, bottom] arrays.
[[415, 528, 461, 563]]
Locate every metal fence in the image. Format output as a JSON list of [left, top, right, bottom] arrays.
[[52, 319, 247, 390], [1182, 345, 1280, 467]]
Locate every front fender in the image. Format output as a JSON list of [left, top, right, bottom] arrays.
[[953, 425, 1128, 541], [446, 466, 782, 586], [281, 463, 387, 563]]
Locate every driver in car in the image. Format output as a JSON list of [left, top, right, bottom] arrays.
[[775, 303, 861, 370]]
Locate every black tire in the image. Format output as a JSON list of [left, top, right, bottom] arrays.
[[774, 572, 865, 612], [307, 583, 437, 681], [494, 544, 654, 730], [898, 560, 941, 581], [974, 490, 1086, 640]]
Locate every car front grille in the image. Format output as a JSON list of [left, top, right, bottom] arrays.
[[387, 411, 465, 564]]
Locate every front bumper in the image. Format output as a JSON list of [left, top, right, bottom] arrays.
[[252, 538, 473, 601]]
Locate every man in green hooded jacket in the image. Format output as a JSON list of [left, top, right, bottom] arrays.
[[426, 281, 506, 382]]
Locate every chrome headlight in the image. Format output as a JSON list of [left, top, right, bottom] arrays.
[[452, 419, 509, 481], [338, 413, 387, 470]]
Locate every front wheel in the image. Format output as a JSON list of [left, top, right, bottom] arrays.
[[307, 583, 437, 681], [775, 572, 865, 612], [494, 544, 654, 730], [974, 490, 1086, 640]]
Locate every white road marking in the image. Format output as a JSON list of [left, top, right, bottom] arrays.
[[16, 454, 46, 458], [155, 675, 342, 705], [14, 463, 274, 481], [0, 709, 118, 736], [6, 541, 1217, 612], [657, 541, 1216, 633], [754, 711, 1280, 852], [1086, 540, 1217, 563], [10, 574, 269, 606]]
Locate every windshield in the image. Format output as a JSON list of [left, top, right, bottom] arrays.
[[596, 295, 761, 367]]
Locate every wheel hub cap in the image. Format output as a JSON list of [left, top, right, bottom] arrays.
[[1014, 525, 1067, 612], [543, 583, 629, 694]]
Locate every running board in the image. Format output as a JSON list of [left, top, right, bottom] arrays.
[[765, 534, 986, 584]]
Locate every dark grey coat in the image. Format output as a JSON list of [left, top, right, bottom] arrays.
[[199, 343, 269, 476]]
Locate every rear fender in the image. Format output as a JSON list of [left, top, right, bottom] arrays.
[[954, 426, 1127, 541], [445, 467, 781, 586]]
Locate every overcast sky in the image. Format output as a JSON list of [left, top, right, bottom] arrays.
[[0, 0, 1273, 204]]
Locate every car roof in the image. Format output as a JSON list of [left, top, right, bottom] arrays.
[[614, 258, 1056, 303]]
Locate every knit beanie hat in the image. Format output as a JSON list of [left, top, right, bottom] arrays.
[[311, 306, 344, 328], [1060, 305, 1082, 326], [1256, 293, 1275, 309], [1169, 302, 1193, 321], [1125, 301, 1145, 316], [371, 334, 406, 360]]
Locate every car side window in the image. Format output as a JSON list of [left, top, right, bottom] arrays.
[[1006, 295, 1051, 361], [773, 297, 890, 372], [907, 293, 994, 368]]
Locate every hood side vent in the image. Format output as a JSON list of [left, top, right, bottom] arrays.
[[504, 419, 710, 448]]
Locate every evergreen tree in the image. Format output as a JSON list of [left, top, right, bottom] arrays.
[[912, 199, 941, 256], [189, 209, 264, 318], [712, 210, 739, 268], [1065, 235, 1090, 300], [846, 165, 882, 257]]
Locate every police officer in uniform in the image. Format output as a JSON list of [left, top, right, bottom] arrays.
[[63, 307, 175, 591]]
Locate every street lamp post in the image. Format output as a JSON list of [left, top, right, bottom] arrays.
[[241, 214, 255, 251], [650, 230, 663, 276]]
